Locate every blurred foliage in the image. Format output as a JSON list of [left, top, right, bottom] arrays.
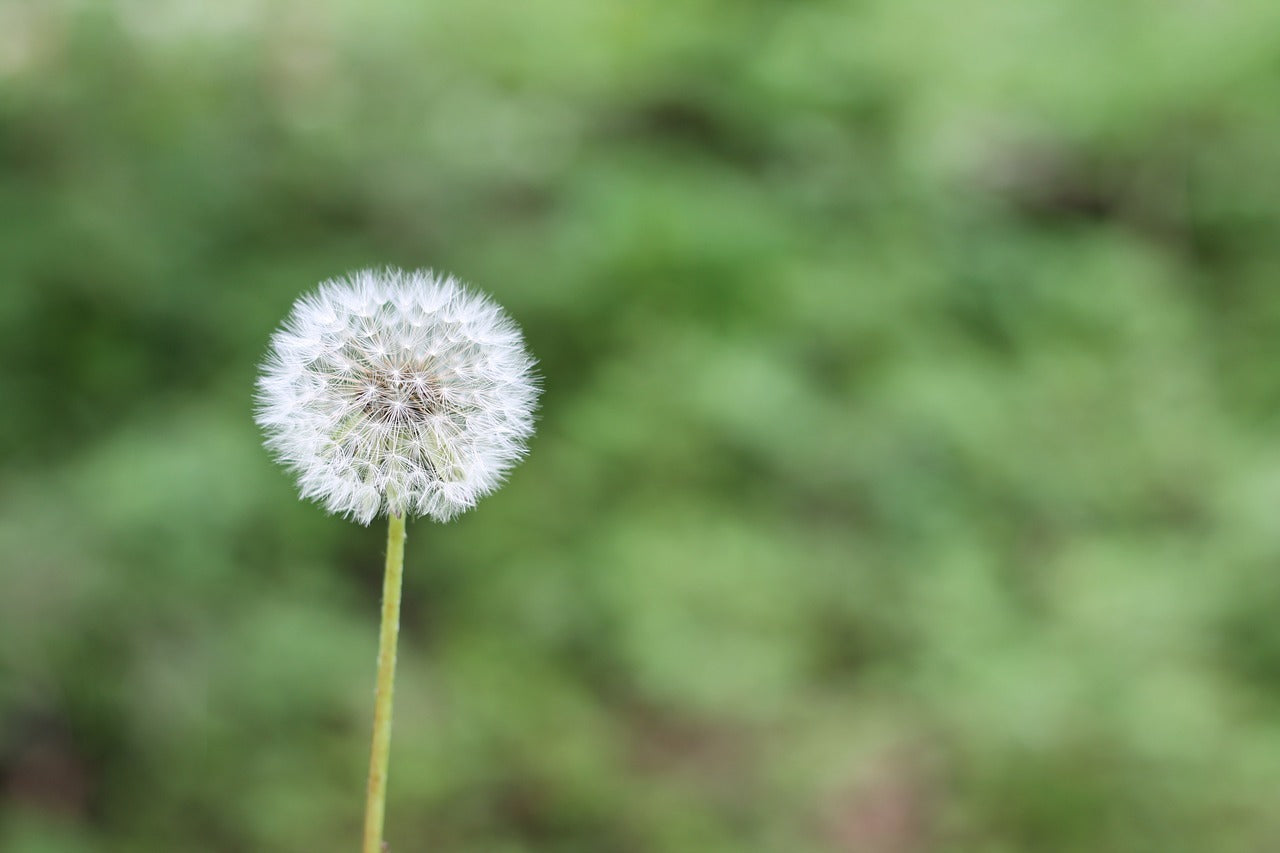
[[3, 1, 1280, 851]]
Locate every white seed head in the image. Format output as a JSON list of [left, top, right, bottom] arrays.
[[255, 268, 539, 524]]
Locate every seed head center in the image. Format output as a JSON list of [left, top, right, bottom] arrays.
[[357, 360, 443, 425]]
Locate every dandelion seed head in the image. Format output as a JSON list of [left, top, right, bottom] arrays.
[[255, 268, 539, 524]]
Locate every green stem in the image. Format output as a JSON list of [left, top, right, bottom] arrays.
[[363, 512, 406, 853]]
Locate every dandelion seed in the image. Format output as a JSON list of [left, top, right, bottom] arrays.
[[255, 267, 539, 524]]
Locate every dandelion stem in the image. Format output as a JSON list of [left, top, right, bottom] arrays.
[[363, 512, 406, 853]]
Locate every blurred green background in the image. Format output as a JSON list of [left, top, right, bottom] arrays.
[[3, 1, 1280, 851]]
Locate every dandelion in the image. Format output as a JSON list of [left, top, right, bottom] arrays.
[[256, 267, 538, 525], [255, 267, 539, 852]]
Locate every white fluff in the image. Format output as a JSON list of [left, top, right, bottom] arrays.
[[255, 268, 539, 524]]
